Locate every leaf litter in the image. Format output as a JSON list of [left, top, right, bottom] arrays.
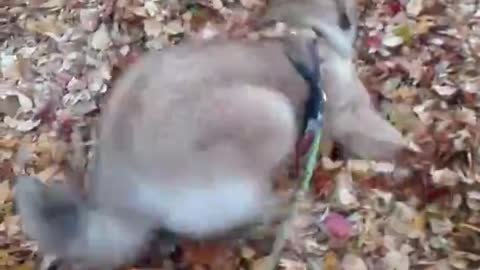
[[0, 0, 479, 269]]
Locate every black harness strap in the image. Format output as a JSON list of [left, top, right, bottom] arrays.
[[285, 38, 324, 133]]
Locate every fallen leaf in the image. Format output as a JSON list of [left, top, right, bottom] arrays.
[[0, 137, 19, 149], [323, 251, 340, 270], [79, 8, 99, 32], [240, 0, 263, 9], [383, 34, 404, 47], [383, 250, 409, 270], [252, 256, 273, 270], [24, 15, 65, 38], [429, 218, 453, 235], [466, 191, 480, 210], [0, 53, 21, 80], [433, 84, 457, 96], [341, 254, 367, 270], [0, 250, 12, 266], [387, 202, 423, 238], [406, 0, 424, 17], [0, 181, 10, 204], [322, 212, 352, 239], [431, 168, 460, 187], [414, 15, 434, 34], [91, 24, 112, 50], [331, 169, 359, 209], [240, 246, 255, 260], [12, 261, 34, 270], [39, 0, 65, 9], [4, 215, 20, 237], [279, 259, 307, 270], [164, 20, 184, 35], [3, 117, 41, 132], [144, 19, 164, 37], [393, 24, 413, 44], [181, 241, 235, 269]]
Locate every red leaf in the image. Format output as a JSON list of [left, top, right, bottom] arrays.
[[312, 170, 333, 197], [58, 117, 75, 142], [425, 187, 451, 203], [385, 0, 402, 16], [323, 212, 352, 240], [365, 34, 382, 49]]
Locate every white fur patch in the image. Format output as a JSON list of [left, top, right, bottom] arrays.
[[133, 176, 269, 238], [75, 210, 147, 267]]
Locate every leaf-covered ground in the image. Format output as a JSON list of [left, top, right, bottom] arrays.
[[0, 0, 479, 269]]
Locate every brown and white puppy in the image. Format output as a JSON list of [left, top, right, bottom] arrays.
[[14, 0, 406, 268]]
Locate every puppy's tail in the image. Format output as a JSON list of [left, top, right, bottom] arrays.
[[14, 176, 149, 268]]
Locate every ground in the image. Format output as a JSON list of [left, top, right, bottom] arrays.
[[0, 0, 479, 269]]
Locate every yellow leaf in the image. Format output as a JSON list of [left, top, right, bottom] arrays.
[[324, 251, 340, 270], [393, 24, 413, 45], [0, 250, 10, 266], [388, 105, 420, 132], [393, 87, 418, 100], [0, 181, 10, 204], [0, 202, 13, 220], [12, 261, 34, 270], [414, 212, 426, 232], [414, 16, 435, 35], [25, 15, 65, 38]]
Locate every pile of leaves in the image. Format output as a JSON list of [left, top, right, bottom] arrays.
[[0, 0, 479, 269]]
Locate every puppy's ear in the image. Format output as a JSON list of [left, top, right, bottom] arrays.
[[258, 0, 358, 57], [262, 0, 357, 33]]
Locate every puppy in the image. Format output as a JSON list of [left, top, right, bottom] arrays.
[[14, 0, 406, 268]]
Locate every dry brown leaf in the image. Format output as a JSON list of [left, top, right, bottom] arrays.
[[323, 251, 340, 270], [252, 256, 273, 270], [0, 137, 19, 149]]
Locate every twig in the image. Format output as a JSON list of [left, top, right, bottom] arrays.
[[457, 222, 480, 233], [265, 124, 323, 270]]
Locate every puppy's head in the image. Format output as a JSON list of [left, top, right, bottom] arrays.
[[258, 0, 358, 57]]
